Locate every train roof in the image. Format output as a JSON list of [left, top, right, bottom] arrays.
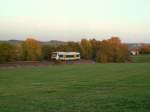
[[52, 52, 80, 55]]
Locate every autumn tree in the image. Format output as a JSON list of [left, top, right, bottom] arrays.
[[96, 37, 128, 63], [0, 43, 16, 63], [80, 39, 93, 59], [21, 38, 42, 61], [140, 45, 150, 54], [89, 39, 100, 60]]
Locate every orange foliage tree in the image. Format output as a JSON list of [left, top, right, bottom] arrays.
[[140, 45, 150, 54], [21, 38, 42, 61], [96, 37, 128, 63]]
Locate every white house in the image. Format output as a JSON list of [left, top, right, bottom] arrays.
[[130, 49, 140, 55], [51, 52, 80, 61]]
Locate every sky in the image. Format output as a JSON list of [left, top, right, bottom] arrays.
[[0, 0, 150, 43]]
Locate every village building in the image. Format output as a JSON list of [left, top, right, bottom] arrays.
[[130, 48, 140, 55]]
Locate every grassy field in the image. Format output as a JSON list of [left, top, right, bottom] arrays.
[[130, 55, 150, 63], [0, 64, 150, 112]]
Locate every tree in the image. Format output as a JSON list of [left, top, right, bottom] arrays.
[[55, 42, 80, 52], [66, 42, 80, 52], [89, 39, 100, 60], [96, 40, 110, 63], [80, 39, 93, 59], [96, 37, 128, 63], [42, 45, 56, 60], [0, 43, 16, 63], [21, 38, 42, 61], [140, 45, 150, 54]]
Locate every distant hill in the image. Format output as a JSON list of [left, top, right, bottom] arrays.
[[127, 43, 142, 50], [41, 40, 67, 46], [7, 40, 23, 45], [127, 43, 150, 50], [0, 40, 66, 46], [0, 40, 22, 45]]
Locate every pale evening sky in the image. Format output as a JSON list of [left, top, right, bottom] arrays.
[[0, 0, 150, 43]]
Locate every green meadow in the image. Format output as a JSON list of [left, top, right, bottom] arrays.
[[0, 63, 150, 112], [130, 55, 150, 63]]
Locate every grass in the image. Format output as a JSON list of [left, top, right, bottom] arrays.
[[0, 63, 150, 112], [130, 55, 150, 63]]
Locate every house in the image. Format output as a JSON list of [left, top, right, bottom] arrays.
[[130, 48, 140, 55]]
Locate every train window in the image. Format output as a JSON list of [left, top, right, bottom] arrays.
[[66, 55, 74, 58], [59, 55, 63, 57], [76, 55, 79, 57]]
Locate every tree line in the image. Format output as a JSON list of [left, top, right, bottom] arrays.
[[140, 44, 150, 54], [0, 37, 129, 63]]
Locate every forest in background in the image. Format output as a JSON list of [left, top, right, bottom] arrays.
[[0, 37, 149, 63]]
